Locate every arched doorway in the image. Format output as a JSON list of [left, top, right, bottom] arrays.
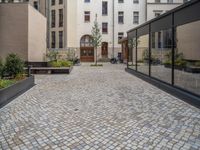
[[80, 35, 94, 62], [101, 42, 108, 58]]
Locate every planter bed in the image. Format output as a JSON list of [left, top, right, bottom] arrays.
[[29, 67, 73, 74], [164, 64, 200, 73], [184, 66, 200, 73], [0, 76, 35, 108], [164, 64, 185, 71]]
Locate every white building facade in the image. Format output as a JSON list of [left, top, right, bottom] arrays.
[[66, 0, 146, 62], [146, 0, 188, 21]]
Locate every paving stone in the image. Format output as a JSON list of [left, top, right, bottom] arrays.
[[0, 63, 200, 149]]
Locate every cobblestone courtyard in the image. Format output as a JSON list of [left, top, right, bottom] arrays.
[[0, 64, 200, 150]]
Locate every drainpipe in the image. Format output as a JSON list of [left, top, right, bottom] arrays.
[[112, 0, 115, 58]]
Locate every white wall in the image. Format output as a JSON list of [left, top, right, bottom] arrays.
[[28, 5, 47, 62], [72, 0, 146, 58]]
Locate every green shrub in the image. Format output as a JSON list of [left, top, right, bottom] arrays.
[[49, 60, 73, 67], [195, 61, 200, 67], [163, 60, 172, 65], [0, 58, 3, 79], [0, 79, 15, 89], [14, 73, 26, 81], [90, 64, 103, 67], [4, 53, 24, 78], [175, 59, 187, 67]]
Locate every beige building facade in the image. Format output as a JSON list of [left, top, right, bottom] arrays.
[[0, 3, 47, 62], [0, 0, 188, 62]]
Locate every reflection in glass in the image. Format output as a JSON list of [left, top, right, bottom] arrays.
[[137, 34, 149, 75], [151, 29, 172, 83], [174, 20, 200, 95], [128, 38, 137, 70]]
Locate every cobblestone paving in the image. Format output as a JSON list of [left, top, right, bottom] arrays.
[[0, 63, 200, 150]]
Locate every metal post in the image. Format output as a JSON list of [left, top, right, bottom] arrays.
[[112, 0, 115, 58], [28, 65, 31, 77], [149, 24, 151, 77], [136, 30, 138, 71], [172, 13, 175, 86]]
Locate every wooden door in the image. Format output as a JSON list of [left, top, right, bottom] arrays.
[[101, 42, 108, 58]]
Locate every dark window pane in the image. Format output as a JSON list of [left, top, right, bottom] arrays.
[[151, 29, 172, 84]]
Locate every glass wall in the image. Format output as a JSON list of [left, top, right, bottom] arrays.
[[137, 34, 149, 75], [151, 29, 172, 83], [174, 20, 200, 95], [128, 37, 137, 70], [127, 0, 200, 97]]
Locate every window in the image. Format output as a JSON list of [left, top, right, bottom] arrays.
[[51, 10, 56, 28], [118, 32, 124, 42], [118, 12, 124, 24], [154, 11, 162, 17], [133, 0, 139, 4], [51, 0, 55, 6], [84, 11, 90, 22], [102, 1, 108, 15], [102, 23, 108, 34], [118, 0, 124, 3], [167, 0, 173, 3], [133, 11, 139, 24], [33, 1, 38, 10], [155, 0, 160, 3], [84, 0, 90, 3], [59, 0, 63, 4], [59, 31, 63, 48], [51, 31, 56, 48], [59, 9, 63, 27]]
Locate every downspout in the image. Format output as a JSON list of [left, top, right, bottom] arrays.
[[112, 0, 115, 58], [145, 0, 147, 21], [65, 0, 67, 49]]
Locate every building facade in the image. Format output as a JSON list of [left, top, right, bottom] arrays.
[[146, 0, 188, 21], [0, 0, 187, 62], [46, 0, 146, 62], [0, 2, 47, 62]]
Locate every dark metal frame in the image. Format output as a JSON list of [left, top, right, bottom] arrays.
[[127, 0, 200, 107]]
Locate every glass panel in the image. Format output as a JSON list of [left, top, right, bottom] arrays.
[[174, 20, 200, 95], [151, 29, 172, 83], [137, 34, 149, 75], [128, 38, 137, 70]]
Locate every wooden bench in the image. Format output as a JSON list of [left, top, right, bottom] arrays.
[[25, 67, 73, 74]]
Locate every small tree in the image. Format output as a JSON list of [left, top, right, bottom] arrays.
[[91, 14, 102, 65], [4, 53, 24, 78]]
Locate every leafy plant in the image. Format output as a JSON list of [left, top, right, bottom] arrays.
[[175, 59, 187, 67], [14, 74, 26, 81], [46, 50, 59, 61], [91, 14, 102, 65], [4, 53, 24, 78], [195, 61, 200, 67], [49, 60, 73, 67], [163, 60, 172, 65], [90, 64, 103, 67], [0, 79, 15, 89], [0, 58, 3, 79], [164, 50, 187, 67]]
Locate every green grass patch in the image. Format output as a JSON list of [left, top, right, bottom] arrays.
[[0, 79, 16, 89], [90, 64, 103, 67]]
